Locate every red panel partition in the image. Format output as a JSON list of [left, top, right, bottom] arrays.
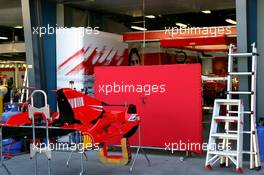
[[94, 65, 202, 153]]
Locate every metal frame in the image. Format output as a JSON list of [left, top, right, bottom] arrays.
[[225, 43, 261, 170], [249, 44, 261, 169], [29, 90, 52, 175], [129, 123, 151, 173], [205, 99, 244, 172], [64, 118, 152, 174], [65, 131, 88, 175], [206, 43, 261, 172]]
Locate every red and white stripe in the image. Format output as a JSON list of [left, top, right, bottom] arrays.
[[68, 97, 85, 108]]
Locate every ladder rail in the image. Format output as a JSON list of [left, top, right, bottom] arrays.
[[224, 43, 260, 169], [222, 44, 234, 166], [250, 43, 261, 168], [205, 101, 220, 166], [237, 102, 244, 169]]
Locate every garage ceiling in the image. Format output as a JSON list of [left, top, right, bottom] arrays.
[[0, 0, 236, 41], [0, 0, 22, 27], [56, 0, 235, 16], [0, 0, 236, 28], [56, 0, 236, 30], [0, 0, 235, 60], [0, 0, 236, 27]]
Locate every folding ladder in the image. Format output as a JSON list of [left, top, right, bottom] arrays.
[[224, 43, 261, 170], [19, 67, 29, 103], [205, 99, 244, 173], [205, 43, 261, 172]]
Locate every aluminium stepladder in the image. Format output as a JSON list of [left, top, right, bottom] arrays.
[[205, 43, 261, 172], [205, 99, 244, 173]]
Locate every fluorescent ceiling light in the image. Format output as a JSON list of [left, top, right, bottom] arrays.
[[145, 15, 155, 19], [131, 25, 147, 31], [0, 36, 8, 40], [225, 19, 237, 25], [131, 21, 144, 24], [175, 22, 187, 28], [14, 26, 23, 29], [201, 10, 211, 14]]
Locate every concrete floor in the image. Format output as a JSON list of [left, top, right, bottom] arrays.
[[1, 151, 263, 175]]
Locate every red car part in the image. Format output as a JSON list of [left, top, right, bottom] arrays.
[[2, 88, 140, 165]]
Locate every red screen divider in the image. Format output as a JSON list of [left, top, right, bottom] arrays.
[[94, 64, 202, 153]]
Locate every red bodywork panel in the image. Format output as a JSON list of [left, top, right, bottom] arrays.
[[62, 88, 103, 126], [3, 88, 140, 144]]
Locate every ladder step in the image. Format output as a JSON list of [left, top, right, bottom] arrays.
[[208, 150, 237, 156], [229, 53, 253, 57], [242, 131, 251, 134], [214, 99, 241, 105], [228, 72, 253, 76], [211, 133, 238, 139], [227, 91, 253, 95], [214, 116, 238, 122], [243, 151, 257, 155], [228, 110, 252, 114], [228, 131, 251, 134]]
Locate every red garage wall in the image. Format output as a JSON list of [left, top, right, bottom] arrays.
[[94, 64, 202, 153]]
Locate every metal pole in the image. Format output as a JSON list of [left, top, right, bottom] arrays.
[[250, 43, 261, 169], [30, 90, 51, 175], [221, 44, 234, 167], [79, 131, 84, 175], [31, 105, 37, 175], [129, 118, 151, 173], [46, 117, 51, 175]]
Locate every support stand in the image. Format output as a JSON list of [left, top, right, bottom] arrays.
[[129, 123, 151, 173], [179, 151, 190, 162], [65, 131, 88, 175], [29, 90, 52, 175], [65, 150, 88, 169], [0, 127, 11, 175]]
